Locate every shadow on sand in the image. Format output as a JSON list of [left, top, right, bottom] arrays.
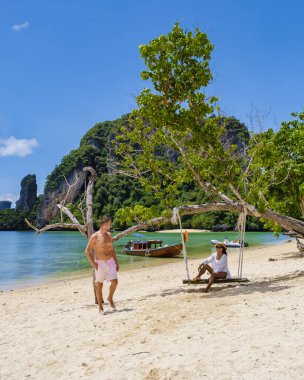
[[130, 270, 304, 302]]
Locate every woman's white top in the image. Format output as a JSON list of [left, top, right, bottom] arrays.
[[202, 252, 231, 279]]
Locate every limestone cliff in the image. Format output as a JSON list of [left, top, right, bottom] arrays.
[[36, 167, 88, 228], [36, 117, 121, 228], [15, 175, 37, 211]]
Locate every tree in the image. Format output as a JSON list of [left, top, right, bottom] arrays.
[[25, 167, 171, 302], [115, 23, 304, 241], [247, 111, 304, 221], [26, 167, 98, 300]]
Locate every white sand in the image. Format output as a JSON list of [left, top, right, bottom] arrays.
[[1, 241, 304, 379]]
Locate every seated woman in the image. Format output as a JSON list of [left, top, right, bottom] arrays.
[[193, 243, 231, 292]]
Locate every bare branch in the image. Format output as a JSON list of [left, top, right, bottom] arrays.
[[112, 200, 304, 243], [83, 167, 96, 237], [177, 203, 304, 236], [59, 174, 80, 223], [228, 183, 245, 203], [25, 218, 39, 233], [301, 198, 304, 218], [56, 204, 87, 238], [177, 202, 244, 216], [113, 216, 169, 241], [77, 185, 87, 225], [162, 127, 219, 202], [57, 204, 82, 225], [28, 222, 87, 237]]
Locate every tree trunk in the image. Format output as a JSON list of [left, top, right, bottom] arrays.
[[83, 167, 98, 304], [177, 203, 304, 238]]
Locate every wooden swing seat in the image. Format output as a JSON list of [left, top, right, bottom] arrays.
[[183, 277, 250, 284]]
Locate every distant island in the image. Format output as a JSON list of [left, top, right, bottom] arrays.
[[0, 201, 12, 211]]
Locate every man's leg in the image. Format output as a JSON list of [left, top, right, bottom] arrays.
[[108, 279, 118, 309], [96, 281, 104, 312]]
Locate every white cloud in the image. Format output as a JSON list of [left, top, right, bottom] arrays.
[[11, 21, 30, 32], [0, 136, 38, 157], [0, 193, 18, 204]]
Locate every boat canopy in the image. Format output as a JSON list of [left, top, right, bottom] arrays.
[[130, 240, 163, 250]]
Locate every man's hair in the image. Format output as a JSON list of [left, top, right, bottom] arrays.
[[100, 216, 112, 226]]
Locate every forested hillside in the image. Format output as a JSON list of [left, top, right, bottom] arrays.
[[0, 114, 264, 231]]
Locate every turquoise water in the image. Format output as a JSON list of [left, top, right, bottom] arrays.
[[0, 230, 291, 290]]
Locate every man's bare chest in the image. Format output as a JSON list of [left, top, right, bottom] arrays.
[[95, 233, 112, 247]]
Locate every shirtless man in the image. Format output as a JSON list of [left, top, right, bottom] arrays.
[[85, 216, 119, 313]]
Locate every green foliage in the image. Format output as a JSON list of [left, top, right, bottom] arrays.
[[190, 213, 217, 229], [114, 205, 158, 229], [45, 145, 100, 191], [115, 22, 303, 233], [0, 193, 43, 230], [247, 111, 304, 219], [0, 209, 28, 230], [116, 23, 251, 209]]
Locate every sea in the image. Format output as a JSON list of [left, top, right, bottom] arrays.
[[0, 230, 292, 291]]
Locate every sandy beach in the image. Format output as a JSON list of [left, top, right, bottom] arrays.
[[1, 240, 304, 379]]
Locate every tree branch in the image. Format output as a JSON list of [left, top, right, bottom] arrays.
[[25, 220, 87, 237], [113, 216, 169, 241], [83, 166, 96, 238]]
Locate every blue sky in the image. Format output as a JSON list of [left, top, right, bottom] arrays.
[[1, 0, 304, 204]]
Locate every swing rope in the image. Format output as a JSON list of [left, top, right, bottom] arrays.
[[172, 207, 190, 280], [237, 208, 247, 278], [173, 206, 247, 282]]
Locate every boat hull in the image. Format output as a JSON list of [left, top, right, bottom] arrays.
[[124, 243, 182, 257], [211, 239, 248, 248]]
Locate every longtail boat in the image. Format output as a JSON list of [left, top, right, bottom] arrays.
[[123, 239, 182, 257]]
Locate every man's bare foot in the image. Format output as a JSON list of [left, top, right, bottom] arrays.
[[193, 276, 200, 281], [202, 288, 209, 293], [107, 297, 116, 309], [99, 308, 104, 315]]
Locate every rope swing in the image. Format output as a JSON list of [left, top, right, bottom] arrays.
[[175, 206, 250, 285], [172, 207, 190, 280], [236, 207, 247, 279]]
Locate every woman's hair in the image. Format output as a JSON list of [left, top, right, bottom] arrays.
[[216, 243, 227, 254], [100, 216, 112, 226]]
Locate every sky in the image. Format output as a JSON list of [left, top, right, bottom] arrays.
[[1, 0, 304, 205]]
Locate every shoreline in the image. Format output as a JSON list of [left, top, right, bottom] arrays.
[[2, 240, 293, 294], [1, 237, 293, 292]]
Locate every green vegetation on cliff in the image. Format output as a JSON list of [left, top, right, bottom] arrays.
[[40, 111, 263, 231], [0, 195, 43, 230], [0, 112, 264, 231]]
